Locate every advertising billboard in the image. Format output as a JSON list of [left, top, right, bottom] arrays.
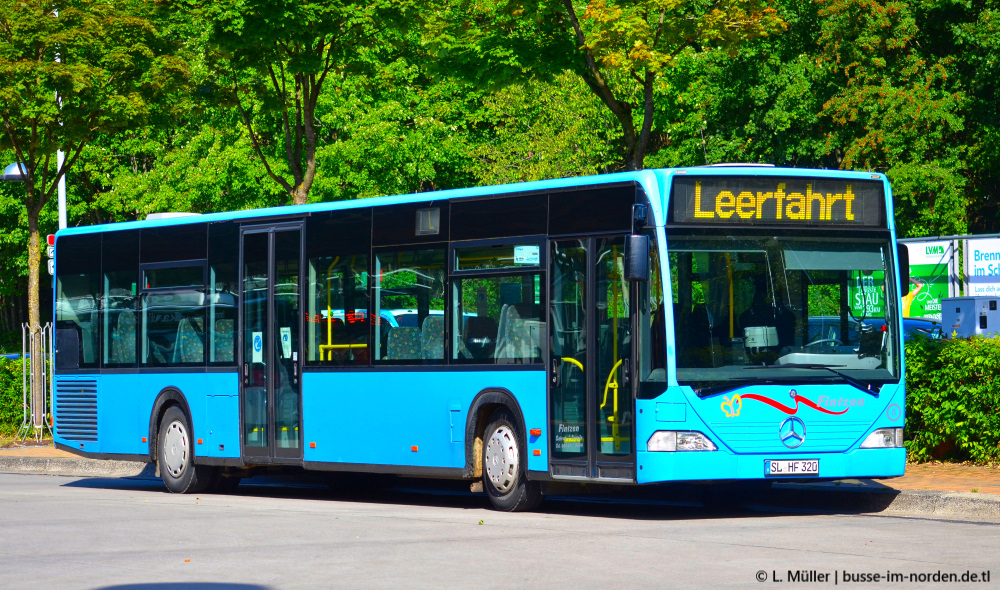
[[964, 238, 1000, 299], [905, 240, 953, 320]]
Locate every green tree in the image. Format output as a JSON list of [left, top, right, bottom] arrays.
[[0, 0, 186, 432], [469, 72, 621, 184], [816, 0, 967, 237], [196, 0, 414, 205], [953, 2, 1000, 233], [428, 0, 785, 171]]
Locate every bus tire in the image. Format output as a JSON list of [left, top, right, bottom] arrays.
[[157, 406, 214, 494], [482, 409, 542, 512]]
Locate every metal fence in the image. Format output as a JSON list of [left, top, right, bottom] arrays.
[[17, 322, 52, 442]]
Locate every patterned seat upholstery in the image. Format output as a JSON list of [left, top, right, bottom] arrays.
[[173, 317, 205, 364], [387, 327, 421, 360], [110, 311, 136, 364], [421, 315, 444, 360], [214, 319, 234, 363]]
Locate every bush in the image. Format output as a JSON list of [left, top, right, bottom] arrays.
[[0, 357, 25, 436], [905, 335, 1000, 464]]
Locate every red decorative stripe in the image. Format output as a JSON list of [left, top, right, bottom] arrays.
[[740, 393, 848, 415]]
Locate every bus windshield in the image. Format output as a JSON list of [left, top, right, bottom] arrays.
[[668, 233, 900, 393]]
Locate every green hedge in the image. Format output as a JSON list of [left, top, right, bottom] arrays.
[[0, 357, 25, 436], [905, 335, 1000, 464]]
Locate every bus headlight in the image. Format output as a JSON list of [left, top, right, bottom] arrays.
[[860, 428, 903, 448], [647, 430, 718, 452]]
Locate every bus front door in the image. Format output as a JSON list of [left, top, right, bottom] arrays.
[[240, 225, 303, 462], [549, 237, 635, 481]]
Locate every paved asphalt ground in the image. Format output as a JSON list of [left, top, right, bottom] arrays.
[[0, 446, 997, 588], [0, 472, 997, 589]]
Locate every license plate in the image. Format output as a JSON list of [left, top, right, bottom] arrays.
[[765, 459, 819, 477]]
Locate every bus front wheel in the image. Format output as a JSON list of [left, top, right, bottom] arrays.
[[482, 409, 542, 512], [157, 406, 216, 494]]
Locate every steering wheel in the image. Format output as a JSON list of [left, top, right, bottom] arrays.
[[805, 338, 843, 348]]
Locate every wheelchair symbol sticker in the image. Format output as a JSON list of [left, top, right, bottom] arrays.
[[252, 331, 263, 363]]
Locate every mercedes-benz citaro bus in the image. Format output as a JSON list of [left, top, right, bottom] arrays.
[[52, 165, 908, 511]]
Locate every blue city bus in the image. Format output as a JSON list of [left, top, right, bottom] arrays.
[[52, 166, 908, 511]]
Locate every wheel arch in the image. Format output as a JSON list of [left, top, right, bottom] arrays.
[[464, 388, 529, 479], [147, 387, 193, 463]]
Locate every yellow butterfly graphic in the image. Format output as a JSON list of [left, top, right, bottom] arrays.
[[721, 394, 742, 418]]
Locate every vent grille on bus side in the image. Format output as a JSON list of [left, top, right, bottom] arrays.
[[55, 379, 98, 442]]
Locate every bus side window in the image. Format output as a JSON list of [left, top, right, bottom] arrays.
[[141, 289, 206, 366], [208, 222, 238, 366], [103, 229, 139, 368], [374, 247, 446, 363], [307, 255, 370, 366], [452, 274, 543, 364]]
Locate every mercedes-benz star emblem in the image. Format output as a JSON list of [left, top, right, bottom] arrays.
[[779, 417, 806, 449]]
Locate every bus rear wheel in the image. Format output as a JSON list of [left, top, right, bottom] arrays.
[[157, 406, 216, 494], [482, 409, 542, 512]]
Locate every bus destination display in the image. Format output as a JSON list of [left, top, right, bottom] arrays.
[[671, 176, 885, 227]]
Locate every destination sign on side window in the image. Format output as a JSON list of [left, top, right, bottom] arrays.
[[671, 176, 885, 227]]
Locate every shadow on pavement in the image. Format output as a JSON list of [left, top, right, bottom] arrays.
[[60, 473, 901, 521], [95, 585, 270, 590]]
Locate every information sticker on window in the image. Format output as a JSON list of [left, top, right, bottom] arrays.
[[280, 327, 292, 359], [514, 245, 540, 265], [252, 331, 263, 363]]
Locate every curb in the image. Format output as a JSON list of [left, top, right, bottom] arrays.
[[0, 456, 154, 479], [766, 483, 1000, 522], [881, 489, 1000, 521], [2, 456, 998, 522]]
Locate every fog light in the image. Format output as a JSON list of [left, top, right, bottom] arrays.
[[647, 430, 717, 452], [860, 427, 903, 448]]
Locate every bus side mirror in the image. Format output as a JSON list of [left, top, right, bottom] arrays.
[[897, 243, 909, 293], [624, 235, 650, 282]]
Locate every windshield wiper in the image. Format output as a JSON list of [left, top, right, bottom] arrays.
[[749, 363, 881, 396]]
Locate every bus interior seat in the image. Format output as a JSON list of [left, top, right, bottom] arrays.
[[173, 316, 205, 364], [420, 315, 444, 360], [214, 318, 234, 363], [464, 316, 498, 359], [386, 326, 421, 360], [497, 304, 535, 362], [110, 310, 136, 364], [677, 303, 716, 367]]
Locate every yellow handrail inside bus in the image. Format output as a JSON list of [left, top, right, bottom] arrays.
[[325, 256, 341, 355], [561, 357, 584, 372], [599, 358, 623, 417]]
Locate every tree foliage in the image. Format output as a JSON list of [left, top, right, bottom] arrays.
[[194, 0, 415, 205], [427, 0, 786, 171], [0, 0, 186, 337]]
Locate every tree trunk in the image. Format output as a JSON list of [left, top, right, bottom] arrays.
[[292, 184, 308, 206], [26, 211, 45, 436]]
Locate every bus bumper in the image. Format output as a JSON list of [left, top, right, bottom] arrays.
[[635, 448, 906, 484]]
